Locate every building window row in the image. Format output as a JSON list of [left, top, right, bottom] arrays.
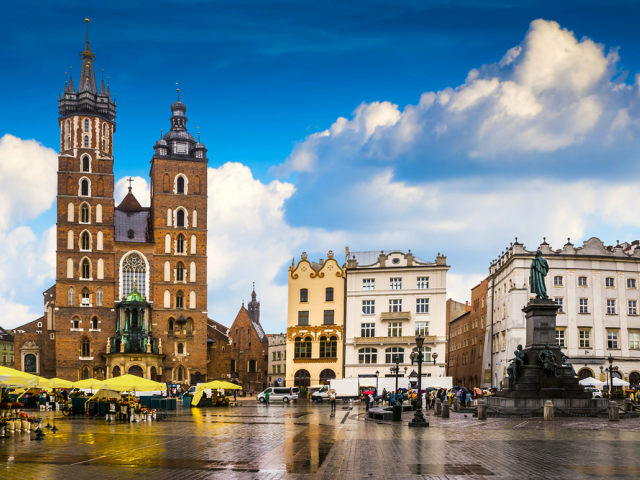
[[298, 288, 334, 303], [361, 277, 430, 291], [554, 275, 638, 289], [297, 310, 334, 326]]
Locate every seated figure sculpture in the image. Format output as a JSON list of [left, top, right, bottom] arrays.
[[507, 345, 526, 383]]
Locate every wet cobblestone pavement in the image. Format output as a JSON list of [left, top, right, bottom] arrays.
[[3, 403, 640, 479]]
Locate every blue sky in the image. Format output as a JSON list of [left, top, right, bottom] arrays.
[[2, 0, 640, 333]]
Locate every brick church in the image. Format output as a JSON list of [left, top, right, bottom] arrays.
[[13, 25, 212, 384]]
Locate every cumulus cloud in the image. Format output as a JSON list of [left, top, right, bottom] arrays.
[[274, 19, 633, 176], [114, 176, 151, 207], [206, 162, 310, 329]]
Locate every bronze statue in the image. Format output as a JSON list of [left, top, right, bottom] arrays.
[[560, 352, 577, 376], [530, 249, 549, 299], [507, 344, 527, 383], [537, 343, 558, 376]]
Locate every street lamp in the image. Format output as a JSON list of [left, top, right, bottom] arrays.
[[432, 352, 438, 365], [390, 357, 401, 404], [409, 334, 427, 426], [605, 354, 619, 400]]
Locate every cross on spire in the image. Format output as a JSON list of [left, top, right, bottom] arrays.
[[127, 177, 134, 193]]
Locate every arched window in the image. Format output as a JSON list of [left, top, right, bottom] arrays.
[[112, 366, 121, 377], [82, 338, 90, 357], [102, 139, 105, 150], [190, 261, 196, 282], [358, 347, 377, 364], [81, 231, 90, 250], [82, 156, 90, 172], [81, 179, 89, 196], [84, 136, 89, 147], [630, 372, 640, 386], [578, 368, 594, 379], [68, 287, 75, 306], [122, 252, 146, 298], [176, 262, 184, 282], [322, 336, 337, 358], [96, 288, 103, 306], [163, 173, 170, 193], [186, 317, 193, 333], [83, 367, 90, 379], [300, 288, 308, 302], [24, 354, 37, 373], [385, 347, 404, 364], [84, 119, 89, 132], [167, 208, 172, 227], [176, 291, 184, 309], [294, 336, 312, 358], [177, 176, 185, 194], [81, 203, 89, 223], [66, 136, 70, 149], [66, 119, 71, 134], [326, 287, 334, 301], [176, 209, 185, 227], [319, 369, 336, 384], [178, 343, 184, 354], [91, 317, 98, 329], [177, 367, 184, 381], [102, 123, 106, 136], [294, 369, 311, 388], [82, 287, 90, 305], [168, 318, 174, 331], [177, 234, 185, 254], [81, 259, 91, 279]]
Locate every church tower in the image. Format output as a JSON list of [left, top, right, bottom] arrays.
[[55, 19, 117, 380], [149, 92, 208, 384], [247, 283, 260, 324]]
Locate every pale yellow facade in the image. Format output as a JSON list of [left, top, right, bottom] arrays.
[[285, 251, 345, 388]]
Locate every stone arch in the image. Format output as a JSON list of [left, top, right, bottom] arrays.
[[578, 368, 594, 378]]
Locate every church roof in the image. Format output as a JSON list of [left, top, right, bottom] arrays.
[[114, 210, 152, 243], [117, 191, 144, 211]]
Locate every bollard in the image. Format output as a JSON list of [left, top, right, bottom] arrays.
[[477, 400, 487, 421], [435, 398, 442, 415], [452, 397, 460, 412], [392, 404, 402, 422], [441, 402, 450, 419], [543, 400, 554, 421], [624, 398, 633, 412], [609, 401, 619, 422]]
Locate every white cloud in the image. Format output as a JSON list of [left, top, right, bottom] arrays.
[[274, 19, 629, 174], [206, 162, 310, 329], [0, 134, 57, 231], [114, 176, 150, 207]]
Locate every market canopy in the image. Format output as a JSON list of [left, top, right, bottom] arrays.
[[102, 374, 166, 392], [579, 377, 605, 387], [0, 366, 52, 388], [87, 389, 122, 402], [73, 378, 109, 390], [613, 377, 630, 387], [48, 378, 74, 389], [191, 380, 242, 406]]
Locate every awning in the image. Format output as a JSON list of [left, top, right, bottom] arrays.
[[579, 377, 605, 387]]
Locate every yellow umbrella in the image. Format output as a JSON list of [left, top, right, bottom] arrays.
[[102, 374, 166, 392], [0, 366, 51, 388], [73, 378, 108, 390], [191, 380, 241, 406], [87, 388, 121, 402], [49, 378, 74, 389]]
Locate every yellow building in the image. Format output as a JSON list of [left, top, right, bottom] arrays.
[[285, 251, 345, 389]]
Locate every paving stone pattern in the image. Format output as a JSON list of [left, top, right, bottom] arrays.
[[2, 403, 640, 479]]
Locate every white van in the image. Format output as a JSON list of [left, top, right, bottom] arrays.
[[257, 387, 299, 403]]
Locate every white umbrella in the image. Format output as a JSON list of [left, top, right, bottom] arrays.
[[612, 377, 630, 387], [579, 377, 605, 386]]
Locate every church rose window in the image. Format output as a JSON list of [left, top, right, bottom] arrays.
[[122, 252, 146, 298]]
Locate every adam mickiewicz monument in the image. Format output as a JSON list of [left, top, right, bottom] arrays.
[[487, 251, 608, 416]]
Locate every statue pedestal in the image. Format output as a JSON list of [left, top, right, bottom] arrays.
[[487, 299, 608, 416]]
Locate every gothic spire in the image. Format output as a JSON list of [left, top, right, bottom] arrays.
[[78, 19, 97, 94], [99, 69, 107, 95], [247, 282, 260, 324], [66, 67, 75, 93]]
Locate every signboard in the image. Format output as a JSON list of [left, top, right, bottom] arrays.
[[277, 378, 282, 383], [130, 357, 142, 361]]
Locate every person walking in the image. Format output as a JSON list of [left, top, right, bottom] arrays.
[[382, 388, 388, 406], [364, 392, 371, 411], [329, 389, 337, 414], [264, 389, 270, 406]]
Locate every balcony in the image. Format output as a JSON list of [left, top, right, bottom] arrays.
[[354, 335, 436, 345], [380, 311, 411, 321]]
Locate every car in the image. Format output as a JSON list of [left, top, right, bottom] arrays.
[[584, 387, 602, 398], [257, 387, 299, 403]]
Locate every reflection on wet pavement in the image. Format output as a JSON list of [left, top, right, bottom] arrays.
[[2, 403, 640, 478]]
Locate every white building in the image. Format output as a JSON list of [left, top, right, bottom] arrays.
[[344, 249, 449, 382], [267, 333, 287, 387], [482, 237, 640, 388]]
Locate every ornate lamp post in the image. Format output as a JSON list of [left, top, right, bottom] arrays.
[[390, 357, 401, 404], [409, 334, 428, 427], [605, 354, 619, 399], [432, 352, 438, 366]]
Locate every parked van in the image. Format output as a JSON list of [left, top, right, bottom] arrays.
[[257, 387, 299, 403]]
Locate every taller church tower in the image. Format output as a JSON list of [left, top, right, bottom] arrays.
[[55, 20, 117, 380], [149, 94, 209, 384]]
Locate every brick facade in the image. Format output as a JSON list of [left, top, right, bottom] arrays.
[[13, 34, 208, 384], [446, 280, 488, 389]]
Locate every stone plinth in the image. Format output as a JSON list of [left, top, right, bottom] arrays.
[[487, 298, 609, 416]]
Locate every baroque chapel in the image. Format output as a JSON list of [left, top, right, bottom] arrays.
[[13, 25, 209, 384]]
